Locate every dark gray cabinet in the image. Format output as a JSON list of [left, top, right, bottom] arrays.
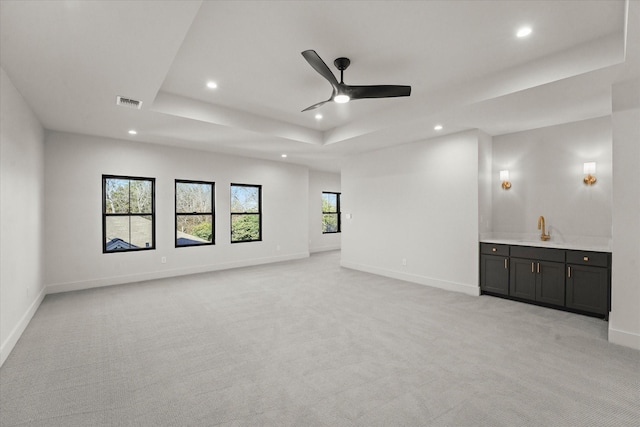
[[566, 250, 611, 317], [509, 258, 565, 306], [510, 245, 566, 307], [480, 243, 509, 296], [480, 243, 611, 319], [509, 257, 536, 299], [535, 260, 566, 306]]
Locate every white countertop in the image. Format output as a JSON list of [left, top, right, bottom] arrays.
[[480, 234, 611, 252]]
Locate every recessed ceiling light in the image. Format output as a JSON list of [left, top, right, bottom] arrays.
[[315, 113, 323, 120], [281, 154, 287, 158], [206, 81, 218, 89], [517, 26, 532, 38], [434, 125, 443, 131], [128, 130, 137, 135]]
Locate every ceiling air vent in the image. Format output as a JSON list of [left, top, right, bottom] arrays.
[[116, 96, 142, 110]]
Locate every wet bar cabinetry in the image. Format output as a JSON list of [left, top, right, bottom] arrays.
[[509, 245, 565, 307], [479, 243, 611, 319], [479, 243, 509, 296], [566, 250, 611, 317]]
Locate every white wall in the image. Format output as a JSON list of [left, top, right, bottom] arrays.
[[609, 79, 640, 350], [478, 130, 493, 236], [0, 68, 46, 366], [341, 130, 481, 296], [308, 170, 341, 253], [491, 117, 612, 245], [44, 132, 310, 293]]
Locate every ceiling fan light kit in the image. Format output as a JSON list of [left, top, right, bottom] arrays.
[[301, 50, 411, 112], [334, 94, 350, 103]]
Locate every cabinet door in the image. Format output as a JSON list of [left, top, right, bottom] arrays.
[[536, 261, 565, 306], [480, 255, 509, 295], [566, 264, 609, 315], [509, 258, 536, 300]]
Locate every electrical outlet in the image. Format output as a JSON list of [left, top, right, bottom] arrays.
[[402, 258, 407, 266], [161, 256, 167, 264], [276, 245, 281, 251]]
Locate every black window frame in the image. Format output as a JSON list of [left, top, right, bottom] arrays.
[[175, 179, 215, 248], [102, 174, 156, 253], [322, 191, 341, 234], [230, 183, 262, 243]]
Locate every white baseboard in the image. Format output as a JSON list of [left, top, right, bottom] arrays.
[[340, 260, 480, 296], [310, 245, 341, 254], [0, 287, 46, 367], [608, 324, 640, 350], [46, 252, 310, 294]]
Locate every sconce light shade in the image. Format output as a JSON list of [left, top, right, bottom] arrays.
[[583, 162, 597, 185], [500, 170, 511, 190]]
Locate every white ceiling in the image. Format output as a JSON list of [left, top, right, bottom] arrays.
[[1, 0, 638, 173]]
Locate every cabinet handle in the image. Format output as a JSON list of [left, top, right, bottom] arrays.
[[531, 262, 534, 273], [583, 256, 589, 262], [492, 247, 497, 252], [568, 266, 571, 278], [537, 263, 540, 274], [504, 258, 508, 269]]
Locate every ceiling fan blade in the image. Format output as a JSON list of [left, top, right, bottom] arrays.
[[345, 85, 411, 99], [301, 51, 411, 112], [301, 50, 339, 91], [302, 99, 331, 112]]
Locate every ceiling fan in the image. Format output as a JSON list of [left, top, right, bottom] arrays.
[[301, 49, 411, 112]]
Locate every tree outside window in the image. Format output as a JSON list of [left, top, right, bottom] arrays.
[[322, 192, 341, 233], [103, 175, 155, 252], [231, 184, 261, 243], [176, 180, 214, 247]]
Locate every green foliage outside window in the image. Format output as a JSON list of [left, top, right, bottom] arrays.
[[175, 181, 214, 246], [231, 184, 261, 242], [231, 214, 260, 242], [322, 192, 340, 233], [192, 221, 213, 241], [323, 213, 339, 233]]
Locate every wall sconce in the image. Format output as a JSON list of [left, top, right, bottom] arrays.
[[500, 170, 511, 190], [583, 162, 597, 185]]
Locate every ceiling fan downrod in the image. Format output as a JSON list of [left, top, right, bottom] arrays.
[[334, 57, 350, 84]]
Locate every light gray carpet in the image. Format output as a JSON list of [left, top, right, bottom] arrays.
[[1, 250, 638, 426]]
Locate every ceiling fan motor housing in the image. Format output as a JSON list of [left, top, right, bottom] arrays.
[[334, 57, 351, 71]]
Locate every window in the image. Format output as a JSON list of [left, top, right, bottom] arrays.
[[322, 192, 341, 233], [175, 180, 215, 247], [230, 184, 262, 243], [103, 175, 155, 253]]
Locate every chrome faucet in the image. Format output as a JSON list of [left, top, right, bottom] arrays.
[[538, 216, 550, 241]]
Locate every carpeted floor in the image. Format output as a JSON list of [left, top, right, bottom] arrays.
[[1, 250, 638, 426]]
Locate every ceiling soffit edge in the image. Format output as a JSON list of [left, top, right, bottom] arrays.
[[151, 92, 323, 145], [321, 32, 626, 147]]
